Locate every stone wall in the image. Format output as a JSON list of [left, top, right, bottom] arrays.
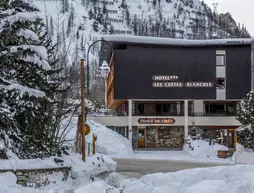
[[0, 167, 70, 187], [146, 127, 184, 148], [132, 126, 138, 150]]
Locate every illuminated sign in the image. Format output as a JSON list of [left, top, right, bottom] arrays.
[[152, 75, 214, 88]]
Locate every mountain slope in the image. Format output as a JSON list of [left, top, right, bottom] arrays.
[[32, 0, 250, 103]]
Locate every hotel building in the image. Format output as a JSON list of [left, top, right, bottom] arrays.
[[88, 35, 254, 150]]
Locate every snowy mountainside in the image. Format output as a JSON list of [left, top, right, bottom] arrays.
[[33, 0, 250, 62], [32, 0, 250, 102]]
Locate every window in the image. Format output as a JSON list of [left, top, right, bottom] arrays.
[[216, 55, 225, 66], [216, 78, 225, 89], [204, 102, 238, 116], [162, 104, 177, 115], [115, 127, 125, 137]]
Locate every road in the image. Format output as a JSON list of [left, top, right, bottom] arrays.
[[113, 158, 232, 178]]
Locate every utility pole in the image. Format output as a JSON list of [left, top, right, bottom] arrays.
[[80, 59, 86, 161]]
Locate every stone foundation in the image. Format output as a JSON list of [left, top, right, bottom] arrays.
[[0, 167, 70, 187], [146, 127, 184, 148], [132, 126, 184, 149]]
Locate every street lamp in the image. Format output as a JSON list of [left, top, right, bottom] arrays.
[[100, 60, 110, 78], [79, 38, 113, 161], [86, 39, 114, 95]]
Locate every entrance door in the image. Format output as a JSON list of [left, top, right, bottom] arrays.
[[227, 129, 235, 148], [138, 128, 146, 148]]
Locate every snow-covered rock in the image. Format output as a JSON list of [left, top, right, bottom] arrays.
[[183, 137, 229, 161]]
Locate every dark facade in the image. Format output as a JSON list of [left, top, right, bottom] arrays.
[[225, 45, 251, 99], [113, 44, 251, 100]]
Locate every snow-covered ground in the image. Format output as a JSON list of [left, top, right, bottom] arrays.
[[75, 164, 254, 193], [0, 153, 117, 192], [4, 164, 254, 193]]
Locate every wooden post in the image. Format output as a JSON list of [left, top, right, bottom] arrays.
[[234, 130, 237, 152], [92, 134, 97, 155], [80, 59, 86, 161]]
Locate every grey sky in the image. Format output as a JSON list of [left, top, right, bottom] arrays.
[[204, 0, 253, 36]]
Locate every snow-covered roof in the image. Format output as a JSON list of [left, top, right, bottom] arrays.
[[102, 35, 254, 46]]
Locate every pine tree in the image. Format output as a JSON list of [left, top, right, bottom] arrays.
[[236, 91, 254, 150], [0, 0, 69, 158]]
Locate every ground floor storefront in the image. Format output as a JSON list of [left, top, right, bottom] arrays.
[[202, 126, 238, 148], [108, 125, 238, 149], [134, 126, 184, 149]]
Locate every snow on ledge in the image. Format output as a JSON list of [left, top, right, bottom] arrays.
[[102, 35, 254, 46]]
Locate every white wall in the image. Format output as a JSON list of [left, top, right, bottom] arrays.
[[88, 115, 240, 127], [193, 100, 203, 113]]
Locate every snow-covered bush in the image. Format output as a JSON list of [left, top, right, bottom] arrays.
[[236, 91, 254, 150], [184, 137, 229, 160], [188, 121, 203, 140]]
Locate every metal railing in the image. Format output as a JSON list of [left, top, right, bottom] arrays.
[[132, 112, 185, 116], [190, 112, 237, 117], [88, 109, 118, 116], [88, 110, 237, 117]]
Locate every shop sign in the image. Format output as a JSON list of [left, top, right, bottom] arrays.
[[152, 75, 214, 88], [138, 118, 175, 124]]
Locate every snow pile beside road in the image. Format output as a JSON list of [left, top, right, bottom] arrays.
[[74, 164, 254, 193], [62, 115, 134, 157], [61, 153, 117, 176], [233, 143, 254, 164], [0, 153, 117, 192], [0, 172, 17, 190], [86, 120, 133, 156], [184, 137, 229, 161]]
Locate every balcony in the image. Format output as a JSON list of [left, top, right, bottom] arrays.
[[88, 109, 238, 117], [191, 112, 238, 117], [133, 112, 185, 116]]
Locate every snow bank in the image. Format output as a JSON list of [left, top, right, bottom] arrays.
[[71, 164, 252, 193], [75, 181, 119, 193], [233, 143, 254, 164], [121, 165, 254, 193], [0, 172, 17, 189], [184, 137, 229, 161], [86, 120, 133, 156], [0, 153, 116, 174], [61, 116, 133, 157], [0, 157, 62, 170], [61, 153, 116, 176]]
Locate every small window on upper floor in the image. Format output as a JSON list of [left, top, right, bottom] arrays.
[[216, 55, 225, 66], [216, 78, 225, 89]]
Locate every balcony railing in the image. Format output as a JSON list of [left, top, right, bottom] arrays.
[[191, 112, 237, 116], [88, 110, 237, 117], [133, 112, 185, 116]]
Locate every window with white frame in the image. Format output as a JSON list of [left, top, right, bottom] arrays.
[[216, 55, 225, 66]]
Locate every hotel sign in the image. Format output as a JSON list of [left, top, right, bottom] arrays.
[[138, 118, 175, 124], [152, 75, 214, 88]]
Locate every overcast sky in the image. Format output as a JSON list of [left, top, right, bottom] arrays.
[[204, 0, 253, 36]]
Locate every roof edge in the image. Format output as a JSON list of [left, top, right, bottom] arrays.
[[102, 35, 254, 46]]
